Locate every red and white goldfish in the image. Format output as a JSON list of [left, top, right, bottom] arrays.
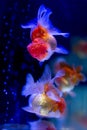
[[21, 5, 69, 62], [22, 65, 66, 118], [53, 59, 86, 95], [29, 120, 56, 130]]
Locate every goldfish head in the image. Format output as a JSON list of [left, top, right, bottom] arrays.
[[27, 38, 51, 61]]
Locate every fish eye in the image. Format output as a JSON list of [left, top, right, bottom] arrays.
[[45, 50, 48, 53]]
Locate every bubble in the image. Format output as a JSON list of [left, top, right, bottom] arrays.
[[9, 29, 13, 32], [7, 41, 11, 44], [6, 76, 9, 80], [3, 89, 6, 92], [5, 92, 8, 95], [21, 9, 25, 13], [7, 68, 11, 72], [5, 46, 8, 49], [8, 64, 11, 68], [4, 81, 7, 85], [7, 101, 9, 104], [2, 128, 7, 130], [2, 69, 6, 73], [5, 22, 9, 26], [22, 36, 25, 39], [4, 119, 7, 122], [9, 33, 12, 37], [12, 91, 14, 95], [3, 34, 7, 38], [1, 51, 5, 55], [27, 4, 30, 8], [5, 113, 8, 116], [10, 118, 14, 121], [6, 107, 8, 110], [4, 57, 7, 61], [3, 15, 6, 19], [10, 50, 14, 56]]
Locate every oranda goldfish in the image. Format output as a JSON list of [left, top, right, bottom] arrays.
[[53, 59, 86, 94], [21, 5, 69, 62], [22, 65, 66, 118]]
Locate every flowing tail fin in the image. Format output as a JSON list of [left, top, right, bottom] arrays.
[[21, 74, 35, 97], [54, 47, 68, 54], [37, 5, 52, 27], [51, 69, 65, 83], [22, 73, 45, 96]]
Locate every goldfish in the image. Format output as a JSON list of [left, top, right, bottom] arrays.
[[53, 59, 86, 94], [73, 39, 87, 58], [23, 93, 66, 118], [29, 120, 56, 130], [21, 5, 69, 62], [22, 65, 66, 118]]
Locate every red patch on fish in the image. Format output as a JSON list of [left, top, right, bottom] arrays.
[[27, 38, 50, 61], [31, 25, 48, 41], [58, 97, 66, 113]]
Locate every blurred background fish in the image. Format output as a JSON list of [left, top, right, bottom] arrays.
[[72, 39, 87, 59], [52, 58, 86, 96]]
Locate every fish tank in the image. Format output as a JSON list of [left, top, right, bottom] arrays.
[[1, 0, 87, 130]]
